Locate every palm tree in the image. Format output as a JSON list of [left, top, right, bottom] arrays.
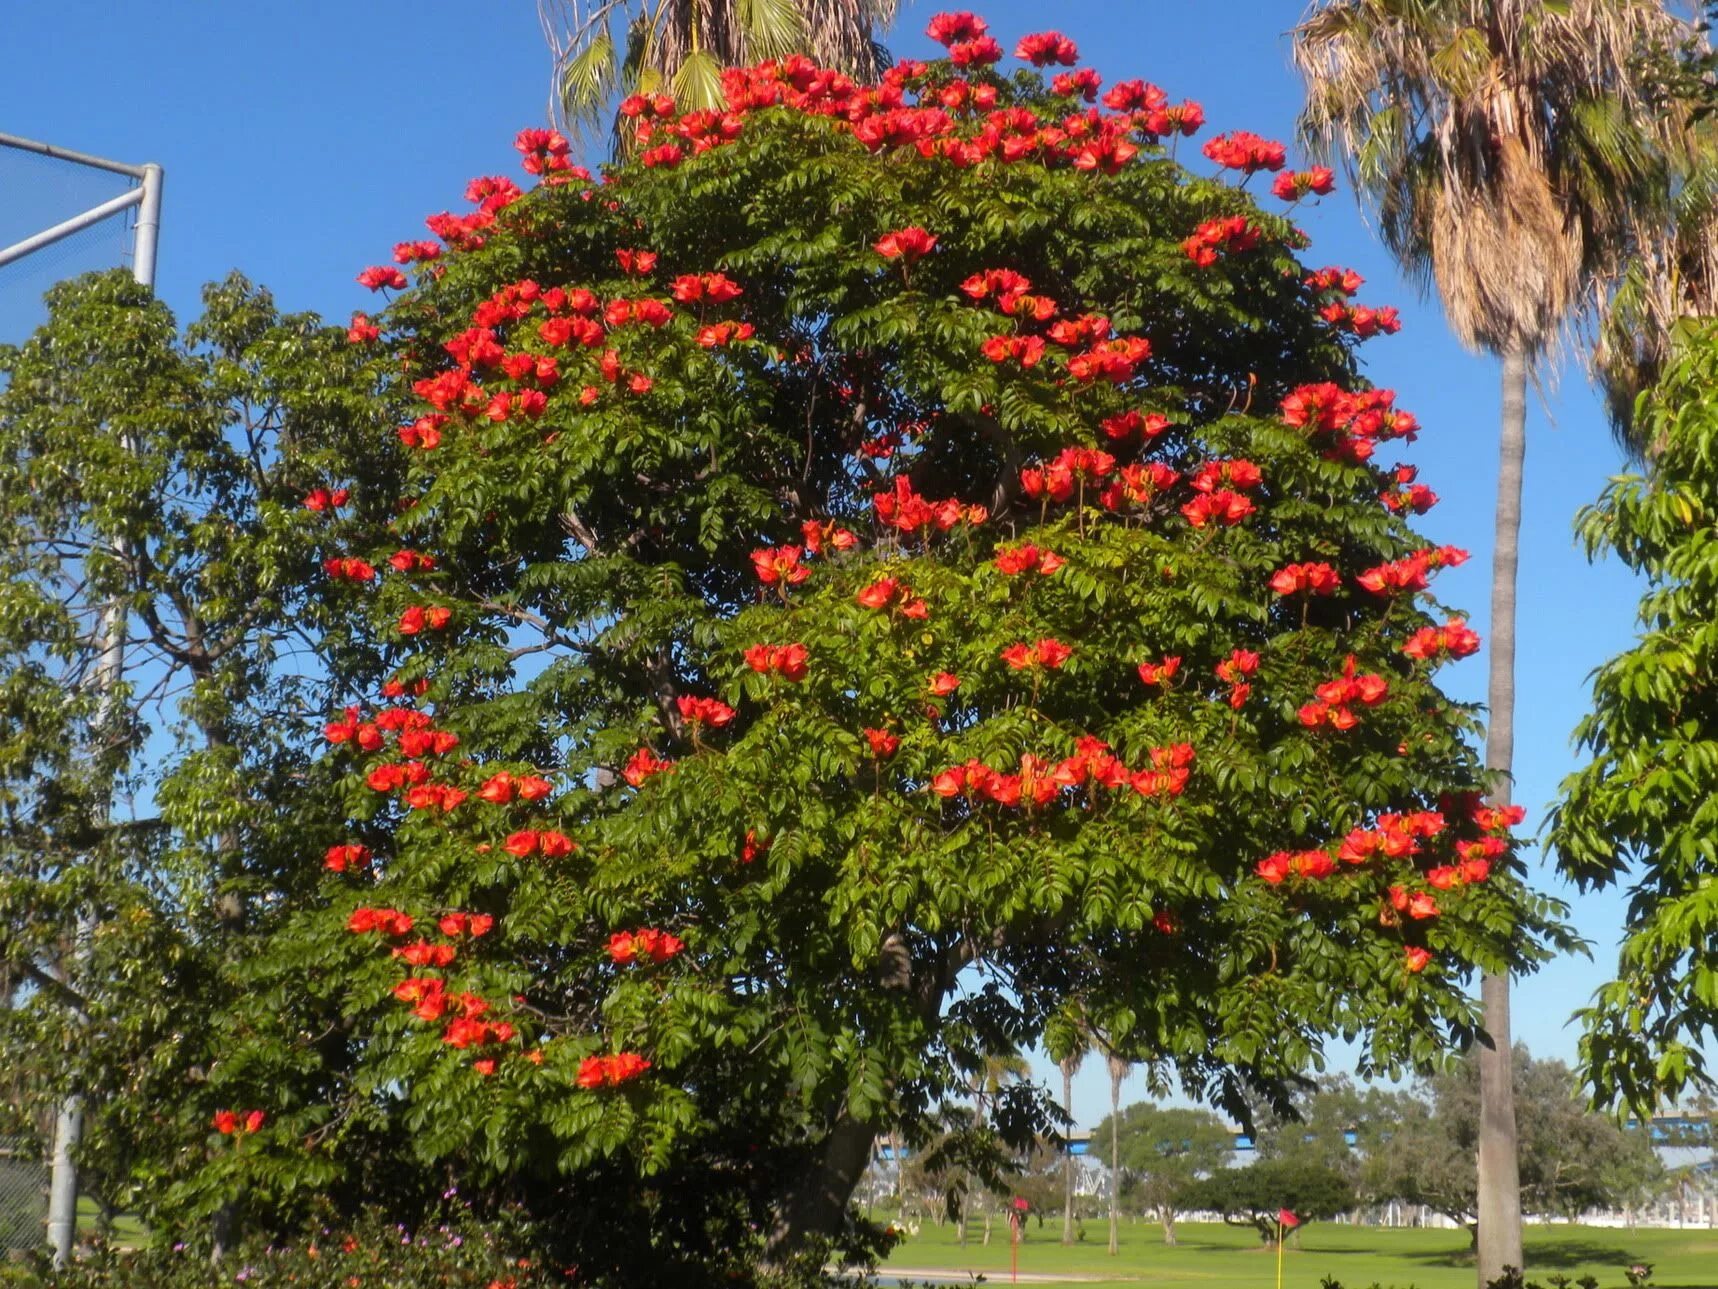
[[1045, 1004, 1092, 1245], [1105, 1048, 1129, 1256], [1293, 3, 1694, 1282], [539, 0, 900, 141]]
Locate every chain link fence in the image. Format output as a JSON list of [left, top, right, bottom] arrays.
[[0, 1138, 44, 1254]]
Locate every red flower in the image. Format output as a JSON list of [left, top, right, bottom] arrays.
[[324, 843, 372, 874], [212, 1110, 237, 1135], [875, 227, 938, 261], [1052, 68, 1103, 102], [677, 695, 736, 728], [302, 487, 350, 512], [623, 747, 674, 786], [1201, 131, 1287, 174], [576, 1052, 652, 1089], [347, 907, 414, 936], [993, 543, 1063, 576], [1271, 168, 1336, 201], [347, 313, 380, 344], [1137, 656, 1181, 687], [1100, 410, 1172, 442], [863, 728, 900, 759], [928, 671, 960, 696], [1182, 216, 1261, 266], [1402, 618, 1481, 662], [1269, 562, 1340, 596], [980, 334, 1046, 368], [751, 545, 810, 586], [948, 36, 1004, 66], [1001, 638, 1072, 671], [608, 928, 686, 966], [1181, 490, 1255, 528], [356, 265, 408, 291], [1015, 31, 1079, 66], [926, 11, 987, 45], [615, 248, 658, 275], [1404, 946, 1432, 974], [745, 642, 810, 681], [800, 519, 858, 555]]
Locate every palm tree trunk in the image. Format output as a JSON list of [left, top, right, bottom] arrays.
[[1062, 1060, 1077, 1245], [1476, 343, 1527, 1287], [1107, 1056, 1124, 1256]]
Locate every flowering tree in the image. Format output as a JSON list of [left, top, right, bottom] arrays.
[[204, 11, 1569, 1276]]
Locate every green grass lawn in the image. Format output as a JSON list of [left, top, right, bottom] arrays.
[[877, 1217, 1718, 1288]]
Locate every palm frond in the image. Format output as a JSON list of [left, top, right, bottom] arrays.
[[670, 47, 728, 114], [738, 0, 807, 61]]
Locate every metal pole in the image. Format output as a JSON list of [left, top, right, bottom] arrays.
[[0, 131, 147, 178], [132, 165, 163, 288], [0, 188, 144, 271]]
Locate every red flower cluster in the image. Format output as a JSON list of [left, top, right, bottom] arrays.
[[1337, 810, 1445, 864], [1066, 335, 1151, 383], [1279, 383, 1419, 463], [1001, 638, 1073, 670], [1473, 802, 1526, 833], [1356, 545, 1467, 596], [1015, 31, 1079, 66], [1298, 655, 1389, 730], [751, 545, 810, 586], [325, 843, 373, 873], [1305, 266, 1364, 296], [1021, 446, 1117, 502], [623, 747, 674, 786], [1201, 131, 1287, 174], [348, 907, 414, 936], [1269, 562, 1340, 596], [347, 312, 380, 344], [875, 226, 939, 261], [303, 487, 349, 512], [323, 556, 376, 582], [1100, 462, 1179, 511], [502, 829, 576, 859], [439, 912, 495, 937], [1182, 216, 1262, 266], [213, 1110, 266, 1136], [801, 520, 859, 554], [993, 543, 1065, 576], [671, 272, 744, 303], [1256, 849, 1336, 883], [399, 605, 453, 635], [1380, 464, 1438, 515], [1271, 167, 1336, 201], [514, 126, 575, 177], [856, 576, 929, 618], [745, 642, 810, 681], [357, 265, 408, 292], [607, 928, 686, 965], [676, 695, 736, 728], [1052, 68, 1103, 102], [1387, 886, 1440, 920], [1137, 655, 1181, 687], [1215, 648, 1260, 708], [475, 771, 553, 804], [1321, 302, 1402, 339], [1100, 410, 1172, 443], [863, 727, 900, 758], [1181, 489, 1254, 528], [577, 1052, 652, 1089], [935, 739, 1192, 807], [1403, 618, 1481, 662], [873, 476, 987, 534], [980, 334, 1046, 368]]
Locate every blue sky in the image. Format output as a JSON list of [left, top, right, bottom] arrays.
[[0, 0, 1663, 1130]]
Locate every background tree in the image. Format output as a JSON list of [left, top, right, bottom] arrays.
[[1090, 1101, 1232, 1245], [1369, 1045, 1664, 1240], [177, 14, 1571, 1281], [1103, 1046, 1128, 1255], [1182, 1154, 1356, 1244], [1552, 322, 1718, 1112], [0, 271, 392, 1238], [1294, 3, 1693, 1280], [540, 0, 900, 139]]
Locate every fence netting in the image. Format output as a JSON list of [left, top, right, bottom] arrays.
[[0, 141, 137, 342], [0, 1137, 44, 1253]]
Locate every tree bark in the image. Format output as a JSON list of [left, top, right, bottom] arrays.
[[1476, 344, 1527, 1287], [764, 1109, 879, 1263]]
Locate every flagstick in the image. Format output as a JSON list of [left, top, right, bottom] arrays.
[[1276, 1215, 1285, 1289]]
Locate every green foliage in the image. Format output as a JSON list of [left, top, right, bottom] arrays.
[[0, 271, 392, 1217], [1551, 320, 1718, 1111]]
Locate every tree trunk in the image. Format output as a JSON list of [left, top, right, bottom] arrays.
[[1107, 1055, 1125, 1256], [1475, 344, 1527, 1287], [1162, 1212, 1177, 1245], [1062, 1060, 1077, 1244], [764, 1110, 878, 1264]]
